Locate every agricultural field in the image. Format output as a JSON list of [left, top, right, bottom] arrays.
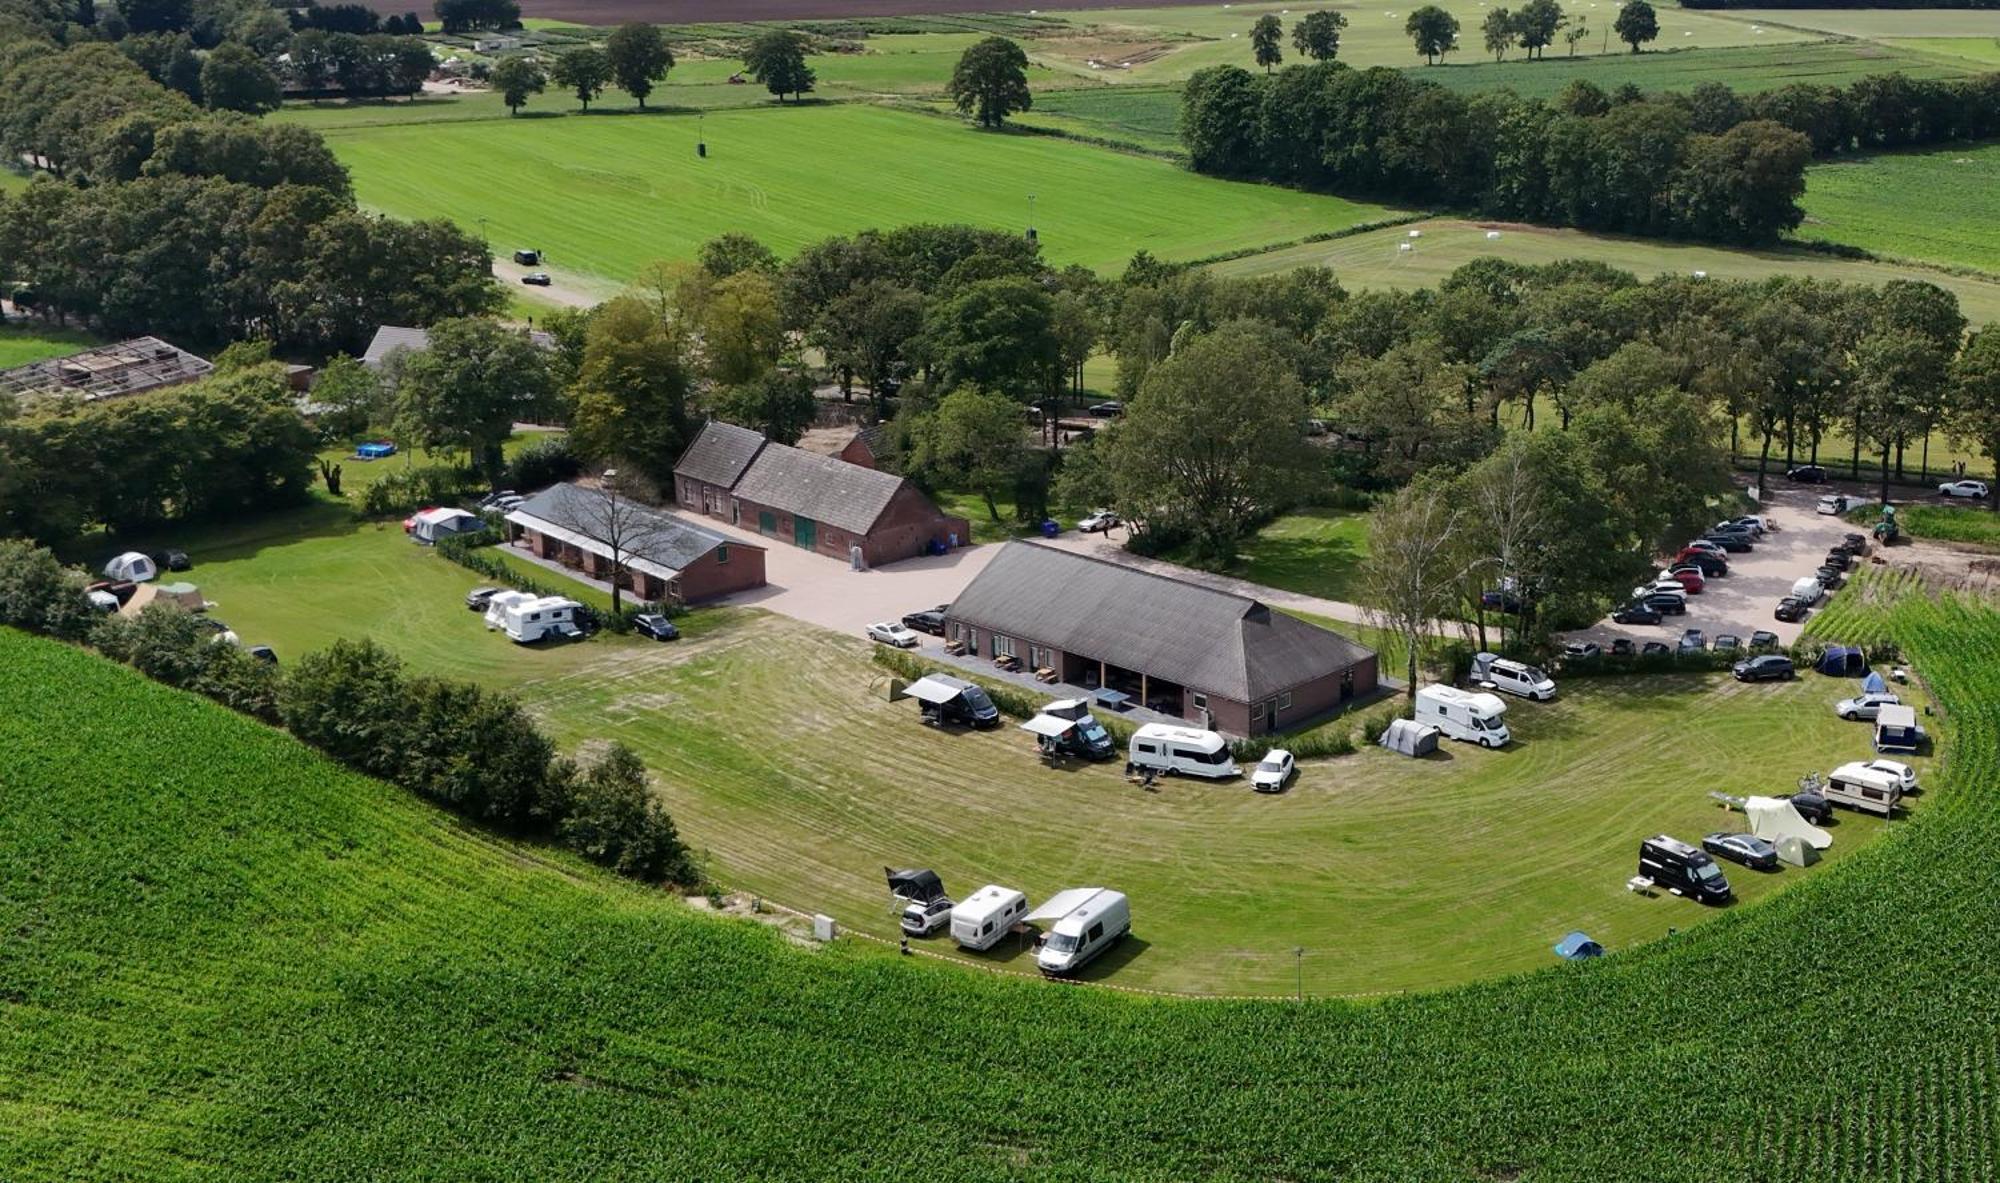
[[4, 574, 1997, 1177], [321, 102, 1403, 281], [0, 324, 97, 369], [1726, 7, 2000, 41], [1798, 141, 2000, 275], [1215, 217, 2000, 324]]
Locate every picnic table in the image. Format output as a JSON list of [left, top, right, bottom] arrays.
[[1093, 687, 1133, 712]]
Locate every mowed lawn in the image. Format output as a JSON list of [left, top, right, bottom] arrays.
[[323, 103, 1405, 280], [1161, 506, 1373, 603], [0, 323, 97, 369], [518, 614, 1906, 996], [1799, 141, 2000, 275], [1215, 217, 2000, 324]]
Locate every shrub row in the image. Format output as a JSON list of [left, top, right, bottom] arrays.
[[357, 463, 485, 518], [0, 539, 698, 888]]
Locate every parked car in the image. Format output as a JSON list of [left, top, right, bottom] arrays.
[[1857, 758, 1920, 793], [520, 272, 552, 286], [1791, 790, 1835, 826], [1702, 531, 1753, 553], [476, 489, 520, 510], [1733, 654, 1795, 682], [1642, 591, 1689, 616], [1612, 602, 1662, 625], [1938, 479, 1989, 499], [248, 645, 278, 665], [1684, 538, 1727, 556], [1563, 641, 1602, 662], [866, 621, 920, 648], [1088, 400, 1123, 418], [1815, 565, 1845, 589], [1718, 517, 1765, 537], [1823, 549, 1852, 571], [1836, 691, 1902, 721], [1787, 464, 1828, 483], [1663, 566, 1705, 594], [1749, 630, 1780, 651], [1674, 548, 1728, 577], [464, 586, 503, 611], [1713, 634, 1741, 652], [1703, 832, 1779, 872], [1774, 597, 1808, 623], [1840, 533, 1869, 554], [1641, 641, 1671, 657], [1637, 580, 1688, 602], [153, 548, 192, 572], [1816, 493, 1851, 516], [901, 609, 947, 635], [1638, 835, 1733, 904], [1250, 749, 1295, 793], [1610, 638, 1635, 656], [899, 896, 955, 938], [1678, 629, 1706, 653], [633, 613, 680, 641], [512, 249, 541, 266], [1481, 588, 1526, 613], [1077, 509, 1120, 533]]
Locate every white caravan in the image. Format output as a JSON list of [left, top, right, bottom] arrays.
[[1826, 761, 1903, 816], [1414, 685, 1512, 748], [1469, 652, 1557, 702], [485, 592, 583, 643], [950, 884, 1029, 951], [1028, 888, 1131, 976], [1126, 723, 1238, 779]]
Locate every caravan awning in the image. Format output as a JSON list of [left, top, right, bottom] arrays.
[[1025, 887, 1103, 925], [1019, 714, 1076, 738], [902, 676, 963, 705]]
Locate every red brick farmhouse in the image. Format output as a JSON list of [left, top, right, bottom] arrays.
[[504, 482, 767, 605]]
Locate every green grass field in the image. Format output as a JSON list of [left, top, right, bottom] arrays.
[[1725, 8, 2000, 40], [1799, 141, 2000, 275], [322, 102, 1403, 281], [1162, 505, 1374, 603], [1215, 217, 2000, 324], [1868, 503, 2000, 549], [3, 573, 1995, 1177], [0, 324, 97, 369], [1410, 37, 1973, 96]]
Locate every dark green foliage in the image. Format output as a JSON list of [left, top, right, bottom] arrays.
[[604, 22, 672, 110], [711, 368, 817, 447], [502, 434, 582, 492], [550, 45, 611, 111], [431, 0, 516, 34], [357, 464, 483, 518], [1615, 0, 1660, 51], [1180, 66, 1263, 175], [946, 35, 1031, 129], [1250, 12, 1283, 72], [561, 744, 697, 884], [698, 232, 779, 279], [0, 538, 97, 640], [742, 28, 815, 103]]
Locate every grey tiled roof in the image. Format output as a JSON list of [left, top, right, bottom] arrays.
[[509, 483, 759, 573], [360, 326, 430, 369], [731, 442, 907, 535], [945, 543, 1375, 702], [673, 420, 768, 489]]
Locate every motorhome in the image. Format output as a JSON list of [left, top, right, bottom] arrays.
[[1637, 834, 1733, 904], [1469, 653, 1557, 702], [1825, 761, 1903, 817], [1873, 704, 1925, 754], [900, 673, 1000, 729], [486, 593, 583, 643], [950, 885, 1029, 951], [1021, 712, 1117, 760], [1127, 724, 1237, 779], [1414, 685, 1512, 748], [1028, 888, 1131, 976]]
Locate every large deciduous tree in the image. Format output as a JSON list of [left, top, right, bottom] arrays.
[[1614, 0, 1658, 53], [1250, 13, 1283, 72], [489, 55, 545, 116], [604, 22, 672, 110], [818, 278, 927, 414], [567, 295, 692, 487], [712, 367, 817, 447], [743, 28, 815, 103], [199, 42, 280, 113], [1362, 482, 1466, 695], [923, 275, 1058, 400], [550, 45, 610, 111], [394, 317, 553, 482], [1949, 327, 2000, 511], [1482, 8, 1516, 60], [1404, 6, 1460, 64], [1291, 9, 1346, 61], [910, 387, 1029, 522], [1514, 0, 1565, 60], [947, 36, 1031, 128], [1180, 65, 1264, 175], [701, 270, 786, 386]]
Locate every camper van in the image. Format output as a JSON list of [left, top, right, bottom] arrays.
[[1637, 834, 1733, 904], [1873, 704, 1925, 754], [1127, 724, 1238, 779], [1469, 653, 1557, 702], [1825, 761, 1903, 817], [950, 885, 1029, 951], [485, 592, 583, 643], [1414, 685, 1512, 748], [901, 673, 1001, 729], [1030, 888, 1131, 976]]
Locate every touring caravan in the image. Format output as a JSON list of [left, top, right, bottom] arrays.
[[950, 884, 1029, 952], [1127, 724, 1237, 779], [1873, 704, 1925, 754], [1028, 888, 1131, 976], [1469, 652, 1557, 702], [485, 592, 583, 643], [1825, 761, 1903, 816], [1414, 685, 1512, 748]]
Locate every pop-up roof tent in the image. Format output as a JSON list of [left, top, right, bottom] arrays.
[[884, 867, 946, 903], [1379, 718, 1441, 757], [1553, 931, 1603, 960], [1818, 645, 1868, 677], [1861, 670, 1888, 695], [102, 551, 157, 583], [1020, 714, 1077, 739]]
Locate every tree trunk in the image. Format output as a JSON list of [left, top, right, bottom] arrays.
[[1921, 429, 1930, 482], [983, 490, 1000, 522], [1879, 441, 1892, 507], [1405, 636, 1419, 699], [1757, 431, 1773, 501], [1895, 434, 1906, 481], [1851, 416, 1862, 481]]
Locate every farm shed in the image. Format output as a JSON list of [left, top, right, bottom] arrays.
[[504, 483, 765, 604], [943, 543, 1377, 737], [360, 324, 558, 372], [1380, 719, 1441, 757]]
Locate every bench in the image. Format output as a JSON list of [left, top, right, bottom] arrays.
[[1034, 667, 1058, 683]]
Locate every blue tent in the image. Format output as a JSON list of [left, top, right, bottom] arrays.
[[1553, 931, 1604, 960], [1818, 646, 1867, 677], [1861, 670, 1887, 695]]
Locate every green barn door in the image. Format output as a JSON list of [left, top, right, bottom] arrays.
[[793, 516, 817, 549]]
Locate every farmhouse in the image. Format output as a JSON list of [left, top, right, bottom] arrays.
[[504, 483, 766, 604], [0, 337, 212, 406], [360, 324, 557, 371], [673, 420, 969, 566], [944, 543, 1378, 736]]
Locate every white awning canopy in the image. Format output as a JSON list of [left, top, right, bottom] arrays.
[[506, 510, 683, 583], [1025, 887, 1104, 925], [902, 676, 963, 705], [1019, 714, 1076, 738]]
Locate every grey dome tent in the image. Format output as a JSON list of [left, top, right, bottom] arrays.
[[1818, 646, 1867, 677], [1553, 931, 1603, 960], [1379, 718, 1441, 757], [885, 867, 946, 903]]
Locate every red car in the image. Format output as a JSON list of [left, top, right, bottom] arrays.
[[1662, 567, 1705, 594], [402, 506, 439, 534]]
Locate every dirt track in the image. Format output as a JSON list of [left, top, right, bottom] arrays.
[[374, 0, 1213, 24]]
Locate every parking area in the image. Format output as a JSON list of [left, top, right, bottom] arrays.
[[1573, 485, 1858, 649]]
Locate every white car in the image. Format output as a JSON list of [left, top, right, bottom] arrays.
[[899, 896, 954, 937], [1859, 758, 1919, 793], [1816, 494, 1850, 516], [866, 621, 919, 648], [1250, 749, 1294, 793], [1077, 509, 1120, 533], [1939, 479, 1988, 499], [1633, 581, 1687, 603]]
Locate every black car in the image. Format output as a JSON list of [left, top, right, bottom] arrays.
[[633, 613, 679, 641], [1791, 791, 1835, 826], [1749, 630, 1780, 651], [464, 586, 503, 611], [1088, 400, 1123, 418], [1774, 597, 1807, 623], [1702, 530, 1754, 553], [1612, 602, 1662, 625], [1703, 832, 1779, 872], [512, 249, 541, 266], [1639, 835, 1733, 904], [1787, 464, 1828, 483], [520, 272, 552, 286], [1678, 629, 1706, 653], [1641, 641, 1671, 657], [901, 609, 947, 636], [1733, 654, 1795, 682], [1610, 638, 1635, 656], [1481, 589, 1526, 613], [1642, 591, 1689, 616], [1713, 634, 1741, 653], [1815, 565, 1845, 589], [153, 548, 192, 572], [248, 645, 278, 665], [1678, 551, 1728, 578], [1823, 549, 1852, 571], [1841, 533, 1868, 554]]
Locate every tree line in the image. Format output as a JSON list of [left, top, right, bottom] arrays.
[[491, 26, 819, 116], [1182, 62, 2000, 244], [0, 540, 700, 888]]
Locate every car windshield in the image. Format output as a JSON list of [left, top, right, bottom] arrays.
[[1081, 722, 1108, 744], [1045, 933, 1079, 954], [1258, 758, 1285, 773], [1693, 861, 1724, 882], [962, 688, 994, 712], [1520, 667, 1547, 682]]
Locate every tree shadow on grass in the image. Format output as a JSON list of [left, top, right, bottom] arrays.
[[62, 500, 365, 569]]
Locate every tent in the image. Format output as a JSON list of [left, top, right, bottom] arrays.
[[884, 867, 946, 903], [412, 507, 480, 544], [153, 582, 205, 611], [1775, 835, 1821, 868], [1744, 795, 1831, 851], [1817, 646, 1867, 677], [1861, 670, 1888, 695], [1379, 718, 1441, 757], [102, 551, 157, 583], [1553, 931, 1603, 960]]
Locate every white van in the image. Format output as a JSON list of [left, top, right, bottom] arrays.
[[1414, 685, 1511, 748], [1826, 761, 1903, 816], [1469, 653, 1556, 702], [950, 884, 1028, 951], [1790, 576, 1824, 605], [1127, 724, 1238, 779], [1029, 888, 1131, 976]]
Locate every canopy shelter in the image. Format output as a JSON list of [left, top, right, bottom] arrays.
[[1379, 718, 1441, 757], [1745, 795, 1831, 851], [901, 676, 963, 706], [1025, 888, 1103, 925], [884, 867, 945, 903], [1041, 698, 1091, 722], [1818, 646, 1867, 677], [1020, 714, 1077, 739], [1553, 932, 1604, 960]]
